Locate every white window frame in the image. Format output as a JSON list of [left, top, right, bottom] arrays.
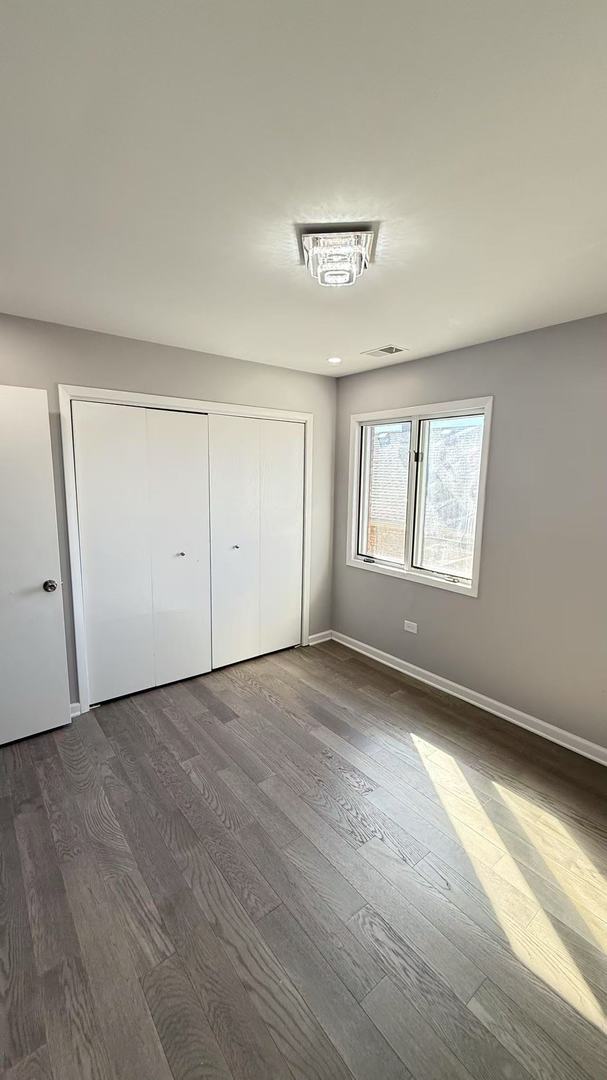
[[346, 396, 493, 597]]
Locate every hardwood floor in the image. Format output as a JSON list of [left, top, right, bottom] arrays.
[[1, 641, 606, 1079]]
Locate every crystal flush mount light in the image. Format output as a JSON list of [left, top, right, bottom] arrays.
[[300, 227, 374, 287]]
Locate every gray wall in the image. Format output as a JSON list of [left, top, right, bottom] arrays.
[[0, 314, 336, 703], [333, 315, 607, 749]]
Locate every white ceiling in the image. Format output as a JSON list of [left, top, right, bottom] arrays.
[[1, 1, 606, 376]]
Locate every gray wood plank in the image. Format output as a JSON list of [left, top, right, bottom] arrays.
[[148, 744, 281, 922], [282, 835, 368, 922], [490, 847, 607, 951], [180, 841, 356, 1080], [228, 718, 311, 795], [60, 856, 174, 1080], [53, 725, 100, 797], [0, 801, 45, 1070], [366, 786, 507, 875], [219, 766, 299, 849], [524, 908, 607, 994], [107, 754, 200, 873], [157, 886, 293, 1080], [350, 906, 531, 1080], [1, 1045, 54, 1080], [105, 864, 175, 978], [75, 713, 115, 765], [257, 904, 407, 1080], [301, 774, 427, 864], [131, 695, 197, 762], [102, 763, 189, 905], [68, 772, 175, 978], [156, 681, 213, 721], [415, 850, 538, 938], [29, 741, 84, 864], [362, 976, 474, 1080], [185, 678, 239, 723], [240, 822, 385, 1001], [359, 833, 607, 1079], [13, 806, 80, 976], [203, 717, 273, 783], [182, 755, 255, 833], [167, 711, 236, 770], [262, 776, 485, 1002], [468, 979, 594, 1080], [315, 730, 506, 867], [142, 955, 234, 1080], [43, 956, 115, 1080], [4, 744, 44, 818]]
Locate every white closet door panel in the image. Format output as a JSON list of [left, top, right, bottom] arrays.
[[209, 414, 260, 668], [73, 401, 154, 702], [260, 421, 304, 653], [146, 409, 211, 685]]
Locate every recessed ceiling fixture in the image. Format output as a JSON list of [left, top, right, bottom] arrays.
[[327, 356, 343, 365], [298, 224, 376, 288]]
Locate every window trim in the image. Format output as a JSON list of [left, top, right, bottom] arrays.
[[346, 396, 493, 597]]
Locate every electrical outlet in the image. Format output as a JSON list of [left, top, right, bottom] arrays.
[[404, 620, 418, 633]]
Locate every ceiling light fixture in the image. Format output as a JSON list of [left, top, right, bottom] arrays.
[[300, 227, 374, 287], [327, 356, 343, 365]]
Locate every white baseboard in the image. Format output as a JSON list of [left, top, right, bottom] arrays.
[[70, 702, 81, 718], [307, 630, 333, 645], [326, 631, 607, 768]]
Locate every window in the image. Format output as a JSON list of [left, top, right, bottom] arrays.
[[349, 397, 492, 596]]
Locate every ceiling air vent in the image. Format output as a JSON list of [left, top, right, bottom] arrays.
[[362, 344, 409, 359]]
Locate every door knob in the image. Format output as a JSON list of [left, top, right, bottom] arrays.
[[232, 544, 240, 549], [176, 551, 186, 557], [43, 579, 58, 592]]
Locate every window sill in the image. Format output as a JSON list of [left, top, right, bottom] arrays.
[[346, 555, 478, 597]]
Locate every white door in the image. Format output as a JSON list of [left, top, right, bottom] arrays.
[[74, 401, 155, 703], [73, 402, 211, 703], [146, 409, 212, 686], [0, 385, 70, 745], [259, 419, 305, 655], [209, 415, 304, 668], [209, 415, 260, 668]]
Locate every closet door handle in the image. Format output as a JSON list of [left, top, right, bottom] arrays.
[[232, 544, 240, 550], [176, 551, 186, 557]]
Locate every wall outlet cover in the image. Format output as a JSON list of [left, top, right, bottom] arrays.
[[404, 620, 418, 633]]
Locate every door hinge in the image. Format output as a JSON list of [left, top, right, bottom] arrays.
[[413, 450, 423, 463]]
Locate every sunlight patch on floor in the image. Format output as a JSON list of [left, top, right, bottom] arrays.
[[412, 734, 606, 1031], [493, 782, 607, 950]]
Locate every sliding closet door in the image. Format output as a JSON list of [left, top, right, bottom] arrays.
[[74, 401, 211, 703], [147, 409, 211, 685], [260, 420, 304, 654], [209, 414, 304, 668], [209, 415, 261, 668], [73, 401, 155, 702]]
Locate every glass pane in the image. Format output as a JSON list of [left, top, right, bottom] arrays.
[[414, 414, 484, 580], [358, 421, 411, 564]]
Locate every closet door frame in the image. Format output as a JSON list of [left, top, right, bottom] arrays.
[[59, 384, 313, 715]]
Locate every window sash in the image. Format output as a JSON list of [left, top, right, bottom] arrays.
[[356, 421, 411, 566], [352, 403, 488, 589]]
